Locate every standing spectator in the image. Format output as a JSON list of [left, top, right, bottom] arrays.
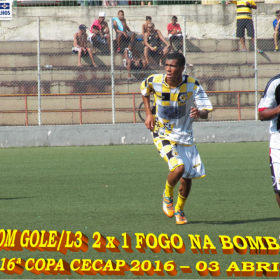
[[229, 0, 263, 53], [89, 12, 110, 53], [113, 10, 135, 53], [123, 42, 147, 81], [142, 16, 152, 38], [72, 24, 97, 67], [273, 10, 280, 51], [144, 22, 170, 66], [167, 15, 183, 52]]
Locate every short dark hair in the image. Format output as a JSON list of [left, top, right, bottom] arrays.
[[276, 10, 280, 16], [172, 15, 177, 21], [166, 52, 185, 67], [118, 10, 124, 14], [146, 16, 152, 21]]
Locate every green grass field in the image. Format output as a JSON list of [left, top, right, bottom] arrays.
[[0, 142, 279, 279]]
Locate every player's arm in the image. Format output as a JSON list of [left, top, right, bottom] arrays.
[[142, 95, 153, 130], [190, 107, 209, 119], [259, 105, 280, 121]]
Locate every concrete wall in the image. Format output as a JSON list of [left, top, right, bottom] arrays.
[[0, 3, 278, 41], [0, 120, 270, 148]]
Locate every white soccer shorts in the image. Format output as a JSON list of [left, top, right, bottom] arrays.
[[153, 137, 206, 179], [270, 148, 280, 193]]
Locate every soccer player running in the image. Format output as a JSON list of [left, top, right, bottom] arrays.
[[258, 75, 280, 212], [140, 52, 213, 225]]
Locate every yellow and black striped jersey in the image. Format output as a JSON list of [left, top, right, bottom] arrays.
[[232, 0, 256, 20], [141, 74, 213, 145]]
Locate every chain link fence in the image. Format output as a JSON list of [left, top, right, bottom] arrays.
[[0, 10, 278, 126]]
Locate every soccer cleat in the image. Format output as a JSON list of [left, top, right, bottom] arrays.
[[175, 209, 188, 225], [163, 191, 174, 218]]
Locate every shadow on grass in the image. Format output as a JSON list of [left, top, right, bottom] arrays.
[[0, 197, 36, 200], [190, 217, 279, 225]]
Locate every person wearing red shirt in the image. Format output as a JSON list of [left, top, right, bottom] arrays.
[[89, 12, 110, 53], [167, 16, 183, 52]]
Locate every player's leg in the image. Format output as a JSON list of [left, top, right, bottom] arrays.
[[152, 135, 184, 218], [174, 144, 206, 225], [174, 177, 191, 225], [162, 165, 185, 218], [269, 148, 280, 208]]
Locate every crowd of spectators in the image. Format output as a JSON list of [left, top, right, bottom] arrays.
[[73, 2, 278, 78], [73, 10, 180, 73]]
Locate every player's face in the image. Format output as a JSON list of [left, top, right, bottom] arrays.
[[165, 59, 184, 83]]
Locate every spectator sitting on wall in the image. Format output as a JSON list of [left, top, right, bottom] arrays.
[[89, 12, 110, 53], [113, 10, 135, 53], [273, 10, 280, 51], [142, 16, 152, 38], [144, 22, 170, 66], [72, 24, 98, 67], [167, 15, 183, 52], [123, 42, 147, 81]]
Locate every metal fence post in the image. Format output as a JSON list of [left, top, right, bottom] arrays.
[[183, 15, 186, 73], [37, 17, 41, 126], [110, 18, 115, 124], [254, 13, 258, 121]]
